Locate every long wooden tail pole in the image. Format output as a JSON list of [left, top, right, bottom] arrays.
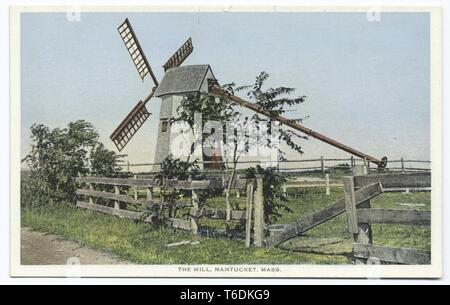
[[210, 87, 385, 167]]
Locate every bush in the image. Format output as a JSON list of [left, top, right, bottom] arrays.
[[22, 120, 124, 209], [245, 165, 293, 225]]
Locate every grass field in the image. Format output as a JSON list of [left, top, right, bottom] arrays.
[[21, 183, 431, 264], [22, 206, 349, 264]]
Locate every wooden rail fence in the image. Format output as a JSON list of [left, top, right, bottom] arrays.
[[75, 176, 265, 247], [117, 156, 431, 174], [75, 172, 432, 264], [344, 172, 431, 265], [264, 172, 431, 266], [264, 182, 383, 247]]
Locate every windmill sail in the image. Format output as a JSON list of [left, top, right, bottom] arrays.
[[110, 100, 151, 152], [111, 23, 194, 152], [118, 18, 159, 86], [110, 88, 156, 151], [162, 37, 193, 72]]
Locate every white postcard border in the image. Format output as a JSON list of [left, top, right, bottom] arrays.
[[9, 5, 443, 279]]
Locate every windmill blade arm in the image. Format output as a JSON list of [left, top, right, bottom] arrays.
[[162, 37, 193, 72], [110, 89, 156, 151], [118, 18, 159, 86]]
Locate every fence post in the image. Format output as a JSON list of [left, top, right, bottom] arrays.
[[401, 157, 405, 173], [343, 177, 358, 234], [364, 158, 370, 175], [88, 183, 94, 204], [133, 175, 138, 200], [114, 185, 127, 211], [114, 185, 120, 210], [146, 187, 153, 210], [363, 158, 368, 175], [282, 182, 287, 198], [127, 160, 130, 173], [325, 173, 330, 196], [245, 183, 254, 248], [253, 176, 264, 247], [351, 171, 373, 264], [320, 156, 325, 173], [190, 188, 199, 235], [353, 165, 366, 176], [225, 189, 231, 222], [146, 187, 153, 200]]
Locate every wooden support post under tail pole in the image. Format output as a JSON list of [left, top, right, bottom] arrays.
[[253, 176, 264, 247], [245, 183, 254, 248]]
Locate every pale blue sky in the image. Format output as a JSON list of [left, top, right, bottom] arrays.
[[21, 12, 430, 165]]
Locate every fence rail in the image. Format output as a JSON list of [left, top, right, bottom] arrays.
[[76, 176, 226, 190], [264, 182, 383, 247], [356, 208, 431, 226], [74, 171, 432, 264], [263, 171, 431, 265], [353, 172, 431, 189], [75, 175, 264, 246], [352, 244, 431, 265], [344, 172, 431, 265], [116, 156, 431, 174]]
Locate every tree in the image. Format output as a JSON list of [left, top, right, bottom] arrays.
[[170, 89, 238, 164], [153, 156, 203, 223], [22, 120, 124, 208], [172, 72, 308, 221], [90, 143, 125, 177]]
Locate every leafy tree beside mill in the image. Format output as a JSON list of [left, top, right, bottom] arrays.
[[22, 120, 125, 209], [171, 72, 308, 224]]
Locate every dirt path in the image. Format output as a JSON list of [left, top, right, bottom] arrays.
[[21, 228, 130, 265]]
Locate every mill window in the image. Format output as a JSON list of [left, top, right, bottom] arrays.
[[161, 120, 168, 133]]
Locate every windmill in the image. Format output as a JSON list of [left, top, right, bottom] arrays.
[[110, 18, 387, 170], [110, 18, 221, 169]]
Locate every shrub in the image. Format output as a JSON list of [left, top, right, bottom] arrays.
[[22, 120, 124, 209], [245, 165, 293, 225]]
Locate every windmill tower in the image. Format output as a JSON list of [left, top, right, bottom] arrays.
[[153, 64, 218, 168], [110, 19, 222, 170]]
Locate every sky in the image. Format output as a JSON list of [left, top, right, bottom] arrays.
[[20, 11, 430, 168]]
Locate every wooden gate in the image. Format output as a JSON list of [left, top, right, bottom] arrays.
[[264, 172, 431, 265], [344, 172, 431, 265]]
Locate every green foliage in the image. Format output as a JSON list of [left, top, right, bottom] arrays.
[[22, 120, 124, 209], [153, 156, 222, 224], [171, 89, 238, 160], [172, 72, 308, 163], [90, 143, 125, 177], [245, 166, 292, 225], [172, 92, 238, 129], [172, 72, 309, 223], [89, 142, 128, 206], [154, 155, 202, 182], [236, 71, 308, 160], [153, 156, 201, 220]]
